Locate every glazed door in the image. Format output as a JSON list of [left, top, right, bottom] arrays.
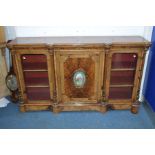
[[105, 49, 143, 104], [21, 54, 50, 100], [15, 50, 54, 104], [55, 49, 104, 104]]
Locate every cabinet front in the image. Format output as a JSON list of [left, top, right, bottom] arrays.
[[105, 49, 142, 104], [55, 49, 104, 104]]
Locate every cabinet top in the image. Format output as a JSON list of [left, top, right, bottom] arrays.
[[7, 36, 151, 48]]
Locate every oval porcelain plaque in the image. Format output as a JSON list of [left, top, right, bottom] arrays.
[[73, 70, 86, 88]]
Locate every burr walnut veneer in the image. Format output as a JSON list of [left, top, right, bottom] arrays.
[[7, 36, 151, 114]]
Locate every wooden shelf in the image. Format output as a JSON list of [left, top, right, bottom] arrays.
[[110, 84, 133, 87], [111, 68, 136, 71], [26, 85, 49, 88], [23, 69, 48, 72]]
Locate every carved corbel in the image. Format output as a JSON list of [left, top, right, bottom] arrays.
[[48, 46, 54, 55], [105, 44, 111, 54]]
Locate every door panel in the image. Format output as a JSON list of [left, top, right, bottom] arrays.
[[19, 53, 51, 101], [105, 51, 139, 103], [63, 57, 95, 99], [55, 49, 104, 103]]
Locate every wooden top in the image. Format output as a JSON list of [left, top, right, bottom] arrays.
[[7, 36, 151, 48]]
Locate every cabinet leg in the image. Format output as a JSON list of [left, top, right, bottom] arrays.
[[100, 102, 108, 113], [52, 104, 62, 113], [131, 101, 141, 114], [20, 105, 26, 112]]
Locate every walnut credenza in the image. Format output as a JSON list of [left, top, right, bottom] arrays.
[[7, 36, 151, 114]]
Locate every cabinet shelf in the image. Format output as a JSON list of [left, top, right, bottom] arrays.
[[110, 84, 133, 87], [23, 69, 48, 72], [26, 85, 49, 88], [111, 68, 136, 71]]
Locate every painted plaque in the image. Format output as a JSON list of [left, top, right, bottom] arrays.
[[73, 69, 86, 88]]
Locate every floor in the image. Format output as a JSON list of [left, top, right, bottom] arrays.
[[0, 100, 155, 129]]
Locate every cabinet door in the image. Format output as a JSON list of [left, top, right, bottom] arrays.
[[105, 50, 142, 103], [55, 49, 104, 104], [15, 50, 54, 103]]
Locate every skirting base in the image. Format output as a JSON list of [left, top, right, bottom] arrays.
[[19, 102, 133, 113]]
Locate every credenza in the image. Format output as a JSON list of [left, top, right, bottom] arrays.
[[7, 36, 151, 114]]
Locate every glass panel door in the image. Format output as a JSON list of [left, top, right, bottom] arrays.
[[109, 53, 138, 100], [21, 54, 50, 101]]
